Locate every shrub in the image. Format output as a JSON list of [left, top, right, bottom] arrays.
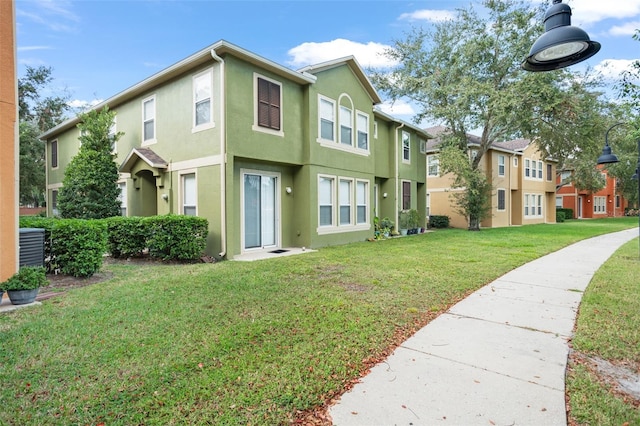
[[556, 211, 566, 223], [143, 215, 208, 261], [1, 266, 47, 291], [429, 215, 450, 229], [556, 208, 574, 220], [106, 216, 147, 258], [53, 219, 107, 277]]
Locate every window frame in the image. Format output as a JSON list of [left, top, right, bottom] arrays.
[[593, 196, 606, 214], [180, 171, 197, 216], [254, 73, 283, 136], [193, 68, 214, 132], [497, 188, 506, 211], [51, 139, 58, 169], [318, 95, 336, 143], [317, 174, 370, 234], [356, 180, 368, 225], [339, 178, 353, 226], [318, 175, 335, 228], [356, 111, 369, 150], [142, 95, 156, 145], [427, 155, 439, 177], [117, 181, 127, 217], [402, 131, 410, 164], [498, 155, 505, 177], [524, 193, 543, 218], [402, 180, 411, 210]]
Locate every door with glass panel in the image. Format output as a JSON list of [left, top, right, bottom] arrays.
[[243, 172, 278, 250]]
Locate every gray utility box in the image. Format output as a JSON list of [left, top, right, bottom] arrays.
[[19, 228, 45, 267]]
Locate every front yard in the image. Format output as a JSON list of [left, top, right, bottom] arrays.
[[0, 218, 637, 424]]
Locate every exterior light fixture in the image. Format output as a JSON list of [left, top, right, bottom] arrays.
[[522, 0, 600, 72], [596, 123, 640, 260]]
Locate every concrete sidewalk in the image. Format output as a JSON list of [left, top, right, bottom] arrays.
[[329, 229, 638, 426]]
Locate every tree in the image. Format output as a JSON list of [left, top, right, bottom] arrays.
[[372, 0, 608, 229], [57, 107, 123, 219], [18, 66, 70, 207]]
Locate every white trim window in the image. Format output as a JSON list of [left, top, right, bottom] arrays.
[[117, 181, 127, 216], [524, 159, 531, 178], [181, 172, 197, 216], [142, 95, 156, 144], [524, 193, 543, 218], [593, 196, 606, 214], [339, 178, 353, 225], [537, 161, 543, 179], [356, 180, 368, 224], [319, 96, 335, 142], [402, 131, 410, 163], [356, 112, 369, 150], [318, 175, 335, 227], [193, 69, 213, 131], [339, 105, 353, 146], [427, 155, 439, 176], [497, 188, 506, 211], [498, 155, 505, 176]]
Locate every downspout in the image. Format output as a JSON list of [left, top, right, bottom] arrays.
[[395, 123, 405, 226], [211, 49, 227, 258]]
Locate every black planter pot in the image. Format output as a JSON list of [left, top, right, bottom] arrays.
[[7, 288, 39, 305]]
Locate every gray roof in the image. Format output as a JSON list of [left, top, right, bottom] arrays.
[[423, 126, 532, 156]]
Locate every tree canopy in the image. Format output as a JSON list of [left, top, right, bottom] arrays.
[[57, 107, 123, 219]]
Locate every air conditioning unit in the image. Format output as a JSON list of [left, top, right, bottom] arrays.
[[19, 228, 45, 267]]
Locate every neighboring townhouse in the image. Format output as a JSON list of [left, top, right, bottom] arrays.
[[40, 40, 430, 260], [425, 126, 557, 228], [556, 167, 628, 218]]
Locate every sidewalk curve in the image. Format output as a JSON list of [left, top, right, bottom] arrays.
[[329, 228, 638, 426]]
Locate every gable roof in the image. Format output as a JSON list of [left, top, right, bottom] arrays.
[[120, 147, 168, 173], [298, 56, 382, 104], [423, 126, 530, 156]]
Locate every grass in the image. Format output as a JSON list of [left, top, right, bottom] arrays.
[[0, 218, 637, 425], [567, 237, 640, 426]]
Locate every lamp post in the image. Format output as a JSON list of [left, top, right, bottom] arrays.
[[522, 0, 600, 72], [597, 123, 640, 260]]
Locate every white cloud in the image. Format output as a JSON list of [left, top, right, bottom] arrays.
[[593, 59, 637, 80], [399, 9, 455, 23], [287, 39, 397, 69], [68, 99, 103, 110], [377, 99, 415, 116], [566, 0, 640, 26], [17, 46, 52, 52], [16, 0, 79, 32], [609, 21, 640, 36]]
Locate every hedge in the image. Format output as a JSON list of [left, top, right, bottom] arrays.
[[144, 215, 208, 261], [428, 215, 450, 229], [556, 208, 574, 220]]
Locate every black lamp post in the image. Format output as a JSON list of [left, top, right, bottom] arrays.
[[522, 0, 601, 72], [597, 123, 640, 260]]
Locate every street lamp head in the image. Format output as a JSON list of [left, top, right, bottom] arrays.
[[597, 144, 620, 165], [522, 0, 600, 72]]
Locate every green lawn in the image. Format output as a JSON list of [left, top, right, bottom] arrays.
[[0, 218, 637, 425], [567, 237, 640, 426]]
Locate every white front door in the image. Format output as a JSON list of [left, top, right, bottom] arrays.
[[243, 171, 279, 250]]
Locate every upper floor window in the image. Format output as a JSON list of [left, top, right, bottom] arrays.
[[546, 163, 553, 181], [356, 112, 368, 150], [51, 140, 58, 169], [513, 157, 518, 167], [560, 170, 572, 184], [319, 97, 335, 142], [402, 131, 410, 163], [142, 95, 156, 144], [537, 161, 543, 179], [498, 155, 505, 176], [525, 159, 531, 177], [193, 70, 212, 130], [427, 155, 439, 176], [255, 75, 282, 133], [339, 105, 353, 146]]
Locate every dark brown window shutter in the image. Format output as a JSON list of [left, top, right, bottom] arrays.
[[257, 78, 280, 130]]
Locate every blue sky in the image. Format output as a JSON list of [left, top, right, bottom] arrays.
[[15, 0, 640, 121]]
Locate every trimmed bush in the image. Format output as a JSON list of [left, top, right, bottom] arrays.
[[556, 208, 574, 220], [143, 215, 208, 261], [53, 219, 107, 278], [106, 216, 147, 258], [428, 215, 450, 229], [556, 211, 566, 223]]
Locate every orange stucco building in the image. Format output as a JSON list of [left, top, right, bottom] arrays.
[[0, 0, 18, 281]]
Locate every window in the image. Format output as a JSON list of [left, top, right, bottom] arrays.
[[561, 171, 572, 184], [118, 182, 127, 216], [319, 97, 335, 141], [52, 189, 58, 216], [593, 196, 606, 214], [339, 179, 352, 225], [546, 163, 553, 181], [182, 173, 197, 216], [616, 195, 621, 208], [556, 196, 563, 208], [513, 157, 518, 167], [537, 161, 543, 179], [524, 194, 543, 217], [498, 155, 505, 176], [497, 189, 506, 211], [537, 194, 542, 216], [51, 140, 58, 168], [402, 181, 411, 210], [319, 176, 334, 226], [356, 181, 367, 224], [142, 96, 156, 143], [256, 75, 281, 131], [339, 106, 352, 146], [427, 155, 439, 176], [525, 159, 531, 178], [402, 131, 410, 163], [193, 70, 212, 129], [356, 112, 368, 150]]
